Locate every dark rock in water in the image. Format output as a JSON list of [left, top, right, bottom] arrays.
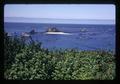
[[29, 29, 36, 34], [46, 27, 60, 32], [80, 28, 88, 32], [21, 29, 36, 37]]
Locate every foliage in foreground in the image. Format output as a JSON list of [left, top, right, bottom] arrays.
[[4, 34, 115, 80]]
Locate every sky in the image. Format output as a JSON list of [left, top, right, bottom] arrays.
[[4, 4, 115, 24]]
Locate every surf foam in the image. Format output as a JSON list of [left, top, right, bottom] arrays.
[[44, 32, 72, 35]]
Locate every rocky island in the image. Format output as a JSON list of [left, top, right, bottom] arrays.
[[21, 29, 38, 37], [46, 27, 60, 32], [45, 27, 72, 35]]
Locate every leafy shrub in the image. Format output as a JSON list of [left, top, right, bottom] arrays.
[[4, 33, 26, 70], [4, 34, 115, 80], [52, 50, 115, 80]]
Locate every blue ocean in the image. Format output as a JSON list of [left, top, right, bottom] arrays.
[[4, 22, 115, 51]]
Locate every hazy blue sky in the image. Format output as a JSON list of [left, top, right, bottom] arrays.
[[4, 4, 115, 20], [4, 4, 115, 24]]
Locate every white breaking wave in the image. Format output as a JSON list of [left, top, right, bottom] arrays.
[[44, 32, 72, 35], [21, 32, 30, 37]]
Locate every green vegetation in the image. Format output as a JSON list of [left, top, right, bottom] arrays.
[[4, 33, 115, 80]]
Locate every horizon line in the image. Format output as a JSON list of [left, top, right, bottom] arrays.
[[4, 22, 115, 25], [4, 17, 115, 21]]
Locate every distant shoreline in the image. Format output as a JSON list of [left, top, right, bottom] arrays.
[[4, 22, 115, 25], [4, 17, 115, 25]]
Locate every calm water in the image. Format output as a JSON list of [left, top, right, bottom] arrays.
[[4, 22, 115, 51]]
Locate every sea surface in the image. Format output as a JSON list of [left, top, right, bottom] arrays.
[[4, 22, 115, 51]]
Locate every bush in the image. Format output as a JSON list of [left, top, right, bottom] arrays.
[[4, 34, 115, 80], [51, 50, 115, 80], [4, 33, 26, 70]]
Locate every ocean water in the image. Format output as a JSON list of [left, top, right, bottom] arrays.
[[4, 22, 115, 51]]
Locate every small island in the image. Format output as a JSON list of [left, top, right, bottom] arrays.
[[46, 27, 60, 32], [45, 27, 71, 35]]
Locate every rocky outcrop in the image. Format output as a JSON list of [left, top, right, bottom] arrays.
[[46, 27, 60, 32], [80, 28, 87, 32], [29, 29, 36, 34]]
